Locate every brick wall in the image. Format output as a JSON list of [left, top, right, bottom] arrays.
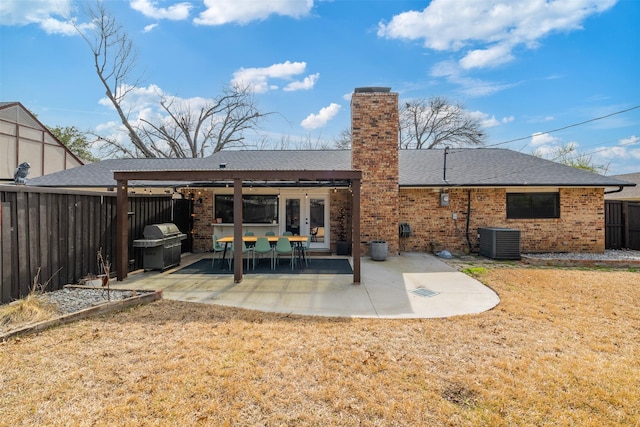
[[351, 89, 400, 255], [183, 189, 213, 252], [329, 189, 352, 252], [398, 187, 605, 255]]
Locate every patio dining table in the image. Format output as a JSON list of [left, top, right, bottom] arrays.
[[216, 235, 309, 270]]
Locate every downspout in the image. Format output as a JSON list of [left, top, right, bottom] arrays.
[[465, 189, 473, 254]]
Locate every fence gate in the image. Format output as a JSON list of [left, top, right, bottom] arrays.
[[605, 201, 624, 249], [629, 202, 640, 250], [605, 200, 640, 250], [173, 198, 193, 253]]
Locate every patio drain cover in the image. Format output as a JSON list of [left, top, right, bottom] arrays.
[[410, 288, 439, 298]]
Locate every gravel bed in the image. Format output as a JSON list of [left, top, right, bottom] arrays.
[[34, 287, 152, 315], [523, 249, 640, 261]]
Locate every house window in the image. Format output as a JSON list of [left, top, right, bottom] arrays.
[[506, 192, 560, 219], [215, 195, 279, 224]]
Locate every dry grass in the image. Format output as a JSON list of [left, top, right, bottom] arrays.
[[0, 267, 61, 334], [0, 294, 58, 332], [1, 267, 639, 426]]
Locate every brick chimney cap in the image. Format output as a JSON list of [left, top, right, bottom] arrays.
[[354, 87, 391, 93]]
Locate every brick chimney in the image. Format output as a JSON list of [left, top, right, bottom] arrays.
[[351, 87, 399, 255]]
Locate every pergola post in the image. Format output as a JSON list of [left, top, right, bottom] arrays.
[[116, 179, 129, 281], [233, 178, 243, 283], [352, 178, 361, 283]]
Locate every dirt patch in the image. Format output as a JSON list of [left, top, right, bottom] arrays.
[[0, 267, 638, 426]]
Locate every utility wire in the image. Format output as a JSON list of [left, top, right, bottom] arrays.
[[485, 104, 640, 148]]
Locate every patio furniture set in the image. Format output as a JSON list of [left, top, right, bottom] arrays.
[[212, 234, 311, 271]]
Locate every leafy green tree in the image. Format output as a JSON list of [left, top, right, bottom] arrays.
[[49, 126, 100, 163], [532, 143, 608, 174]]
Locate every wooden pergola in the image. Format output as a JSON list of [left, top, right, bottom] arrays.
[[113, 169, 362, 284]]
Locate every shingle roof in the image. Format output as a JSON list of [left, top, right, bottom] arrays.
[[203, 149, 353, 171], [25, 148, 634, 189], [26, 157, 210, 188], [605, 173, 640, 199], [399, 148, 634, 187]]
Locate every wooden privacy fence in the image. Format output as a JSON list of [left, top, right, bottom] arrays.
[[605, 200, 640, 250], [0, 186, 176, 304]]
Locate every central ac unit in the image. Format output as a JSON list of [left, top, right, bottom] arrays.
[[478, 227, 521, 260]]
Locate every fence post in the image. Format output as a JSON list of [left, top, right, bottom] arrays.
[[1, 202, 13, 303], [116, 180, 129, 281]]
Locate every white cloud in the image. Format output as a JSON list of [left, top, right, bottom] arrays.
[[469, 111, 494, 127], [40, 16, 91, 35], [300, 103, 341, 130], [459, 43, 515, 69], [0, 0, 94, 35], [143, 23, 159, 33], [430, 60, 516, 97], [597, 145, 627, 159], [130, 0, 192, 20], [0, 0, 72, 26], [620, 135, 640, 146], [594, 135, 640, 164], [468, 111, 515, 128], [283, 73, 319, 92], [530, 132, 560, 147], [630, 148, 640, 160], [231, 61, 311, 93], [98, 84, 166, 111], [194, 0, 313, 25], [378, 0, 617, 70]]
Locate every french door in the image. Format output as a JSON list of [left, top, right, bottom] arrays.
[[283, 192, 329, 250]]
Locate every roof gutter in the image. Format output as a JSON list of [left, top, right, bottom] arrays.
[[604, 186, 625, 195]]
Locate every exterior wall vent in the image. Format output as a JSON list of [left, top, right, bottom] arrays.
[[478, 227, 521, 260]]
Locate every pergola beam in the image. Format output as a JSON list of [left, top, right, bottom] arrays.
[[114, 170, 362, 182], [114, 169, 362, 284]]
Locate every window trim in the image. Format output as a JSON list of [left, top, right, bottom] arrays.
[[506, 192, 560, 219]]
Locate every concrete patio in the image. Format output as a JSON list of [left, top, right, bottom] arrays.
[[113, 252, 500, 319]]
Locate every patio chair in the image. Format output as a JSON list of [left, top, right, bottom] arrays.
[[244, 230, 255, 247], [301, 234, 311, 266], [211, 235, 225, 267], [274, 237, 296, 270], [229, 240, 254, 270], [253, 237, 275, 270]]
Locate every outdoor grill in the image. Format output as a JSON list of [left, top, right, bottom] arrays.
[[133, 223, 187, 271]]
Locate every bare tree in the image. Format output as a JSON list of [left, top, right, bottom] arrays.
[[76, 2, 152, 157], [77, 2, 270, 158], [333, 127, 352, 149], [137, 84, 270, 157], [399, 97, 486, 149]]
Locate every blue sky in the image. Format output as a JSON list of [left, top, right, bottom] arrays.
[[1, 0, 639, 174]]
